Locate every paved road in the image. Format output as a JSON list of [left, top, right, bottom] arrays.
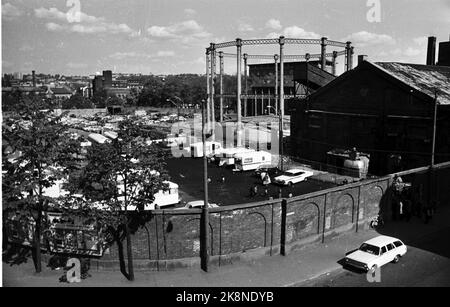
[[297, 227, 450, 287], [166, 157, 336, 206]]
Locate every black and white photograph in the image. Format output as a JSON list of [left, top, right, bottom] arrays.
[[1, 0, 450, 293]]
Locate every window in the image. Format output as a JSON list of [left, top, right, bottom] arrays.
[[359, 243, 380, 255], [393, 241, 403, 248], [387, 243, 395, 251], [381, 246, 387, 254], [244, 158, 253, 163]]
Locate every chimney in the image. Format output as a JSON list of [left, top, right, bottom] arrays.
[[358, 55, 368, 65], [32, 70, 36, 87], [426, 36, 437, 65]]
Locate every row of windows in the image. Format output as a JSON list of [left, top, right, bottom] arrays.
[[381, 240, 404, 254]]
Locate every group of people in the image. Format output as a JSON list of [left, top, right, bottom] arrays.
[[391, 175, 437, 224], [249, 185, 286, 199]]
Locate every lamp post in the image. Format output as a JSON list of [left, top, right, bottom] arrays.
[[200, 99, 210, 272], [267, 106, 283, 171]]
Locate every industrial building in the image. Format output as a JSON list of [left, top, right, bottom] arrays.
[[290, 37, 450, 175], [92, 70, 130, 99]]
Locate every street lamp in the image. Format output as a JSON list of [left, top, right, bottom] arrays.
[[200, 99, 210, 272], [267, 106, 284, 171]]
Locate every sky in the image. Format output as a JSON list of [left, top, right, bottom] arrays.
[[1, 0, 450, 76]]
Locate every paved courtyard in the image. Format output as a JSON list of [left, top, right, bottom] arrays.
[[165, 157, 336, 206]]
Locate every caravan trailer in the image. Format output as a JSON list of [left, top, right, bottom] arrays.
[[219, 147, 255, 167], [184, 141, 222, 158], [234, 151, 272, 171], [119, 180, 180, 210]]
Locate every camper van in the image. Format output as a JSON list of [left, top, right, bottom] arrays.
[[218, 147, 255, 167], [234, 151, 272, 171], [183, 141, 222, 158]]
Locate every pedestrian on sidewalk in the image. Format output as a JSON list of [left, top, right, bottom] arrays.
[[399, 201, 404, 221], [424, 205, 433, 224]]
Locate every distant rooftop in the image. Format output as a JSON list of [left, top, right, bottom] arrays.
[[374, 62, 450, 105], [50, 87, 73, 95]]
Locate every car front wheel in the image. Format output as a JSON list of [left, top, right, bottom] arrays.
[[392, 255, 400, 263], [371, 264, 378, 273]]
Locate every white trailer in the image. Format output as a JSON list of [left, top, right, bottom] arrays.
[[88, 133, 111, 144], [118, 180, 180, 210], [234, 151, 272, 171], [183, 141, 222, 158], [103, 130, 118, 140], [218, 147, 255, 166]]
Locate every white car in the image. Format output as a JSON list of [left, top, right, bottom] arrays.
[[274, 169, 314, 186], [174, 200, 219, 210], [344, 235, 407, 272]]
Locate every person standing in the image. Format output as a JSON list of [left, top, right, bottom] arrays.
[[262, 173, 271, 185]]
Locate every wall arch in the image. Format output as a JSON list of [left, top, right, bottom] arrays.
[[293, 202, 321, 240], [231, 211, 267, 252], [334, 193, 354, 227]]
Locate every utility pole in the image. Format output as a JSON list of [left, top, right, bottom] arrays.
[[200, 99, 210, 272], [219, 51, 224, 122], [431, 90, 438, 167], [279, 36, 285, 171], [244, 53, 248, 117], [236, 38, 243, 146]]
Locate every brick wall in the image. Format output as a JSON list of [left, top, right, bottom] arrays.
[[6, 162, 450, 271]]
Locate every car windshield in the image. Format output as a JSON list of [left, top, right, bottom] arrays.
[[359, 243, 380, 255], [285, 171, 303, 176]]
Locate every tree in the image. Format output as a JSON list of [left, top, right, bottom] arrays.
[[126, 88, 140, 107], [92, 89, 108, 107], [62, 93, 94, 109], [66, 118, 169, 280], [2, 100, 81, 273]]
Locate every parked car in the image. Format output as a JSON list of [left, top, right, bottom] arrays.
[[344, 235, 407, 272], [174, 200, 219, 210], [274, 169, 314, 186]]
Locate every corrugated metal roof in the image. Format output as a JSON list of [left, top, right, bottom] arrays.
[[50, 87, 73, 95], [374, 62, 450, 105]]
